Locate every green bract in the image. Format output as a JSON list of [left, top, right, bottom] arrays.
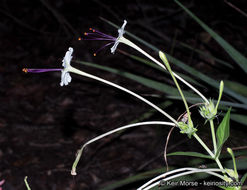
[[178, 122, 197, 138], [199, 99, 217, 120], [225, 168, 239, 180]]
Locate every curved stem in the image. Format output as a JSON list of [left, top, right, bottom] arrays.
[[24, 176, 31, 190], [159, 52, 192, 125], [138, 167, 198, 189], [69, 66, 178, 125], [71, 121, 175, 175], [120, 37, 209, 103]]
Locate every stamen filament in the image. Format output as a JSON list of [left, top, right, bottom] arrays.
[[82, 38, 115, 41], [22, 68, 62, 73], [94, 42, 115, 56], [89, 28, 116, 39], [84, 32, 115, 38]]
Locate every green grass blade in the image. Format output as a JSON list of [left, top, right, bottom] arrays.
[[224, 80, 247, 97], [166, 55, 247, 104], [231, 114, 247, 125], [167, 151, 212, 159], [134, 19, 234, 70], [166, 96, 247, 110], [241, 172, 247, 185], [179, 42, 234, 69], [121, 51, 205, 88], [74, 60, 196, 97], [174, 0, 247, 73]]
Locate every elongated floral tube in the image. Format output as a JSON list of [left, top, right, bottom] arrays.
[[119, 37, 209, 103], [68, 66, 178, 125]]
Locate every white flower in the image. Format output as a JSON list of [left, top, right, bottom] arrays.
[[60, 47, 73, 86], [110, 20, 127, 54]]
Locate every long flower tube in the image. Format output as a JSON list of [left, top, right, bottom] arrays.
[[68, 66, 178, 125], [120, 37, 209, 104]]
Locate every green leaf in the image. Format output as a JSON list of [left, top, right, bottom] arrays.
[[179, 42, 234, 69], [241, 172, 247, 185], [174, 0, 247, 74], [216, 108, 231, 154], [167, 151, 212, 159], [74, 60, 196, 97]]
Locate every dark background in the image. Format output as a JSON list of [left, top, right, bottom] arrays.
[[0, 0, 247, 189]]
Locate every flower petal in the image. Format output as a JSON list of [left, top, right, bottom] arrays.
[[60, 71, 72, 86], [62, 47, 73, 67], [110, 20, 127, 54]]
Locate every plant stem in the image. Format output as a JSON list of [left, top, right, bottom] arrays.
[[227, 148, 238, 181], [215, 157, 224, 171], [159, 52, 192, 125], [210, 120, 217, 154], [71, 121, 175, 175], [193, 133, 214, 158], [193, 133, 225, 173], [24, 176, 31, 190]]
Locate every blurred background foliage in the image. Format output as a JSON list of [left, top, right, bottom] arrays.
[[0, 0, 246, 189]]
